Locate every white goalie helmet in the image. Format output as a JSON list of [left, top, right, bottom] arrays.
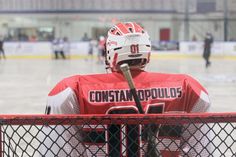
[[105, 22, 151, 71]]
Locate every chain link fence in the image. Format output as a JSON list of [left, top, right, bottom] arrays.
[[0, 113, 236, 157]]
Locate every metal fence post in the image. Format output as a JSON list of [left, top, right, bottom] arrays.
[[0, 125, 2, 157]]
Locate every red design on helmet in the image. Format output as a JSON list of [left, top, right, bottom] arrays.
[[105, 22, 151, 71]]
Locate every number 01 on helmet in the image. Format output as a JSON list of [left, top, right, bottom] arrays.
[[105, 22, 151, 71]]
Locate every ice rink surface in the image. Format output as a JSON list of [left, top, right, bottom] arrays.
[[0, 55, 236, 114]]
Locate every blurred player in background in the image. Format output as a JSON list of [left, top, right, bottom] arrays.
[[41, 22, 211, 157], [63, 37, 70, 59], [0, 37, 6, 59], [203, 32, 214, 68], [86, 38, 97, 60], [52, 37, 66, 59], [97, 35, 106, 63], [52, 38, 59, 59]]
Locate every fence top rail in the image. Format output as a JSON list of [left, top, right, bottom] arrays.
[[0, 112, 236, 125]]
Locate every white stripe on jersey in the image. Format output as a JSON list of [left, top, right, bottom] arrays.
[[47, 87, 80, 114]]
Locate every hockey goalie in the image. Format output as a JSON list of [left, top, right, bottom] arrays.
[[39, 22, 211, 157]]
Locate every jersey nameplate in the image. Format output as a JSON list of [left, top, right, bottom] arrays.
[[89, 87, 182, 103]]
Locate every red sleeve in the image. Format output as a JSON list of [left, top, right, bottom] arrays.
[[183, 75, 210, 113], [48, 76, 79, 96]]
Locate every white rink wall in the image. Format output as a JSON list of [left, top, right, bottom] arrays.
[[180, 42, 236, 55], [3, 41, 91, 55], [3, 41, 236, 56]]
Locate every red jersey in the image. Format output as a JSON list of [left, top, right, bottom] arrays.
[[41, 70, 210, 157]]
